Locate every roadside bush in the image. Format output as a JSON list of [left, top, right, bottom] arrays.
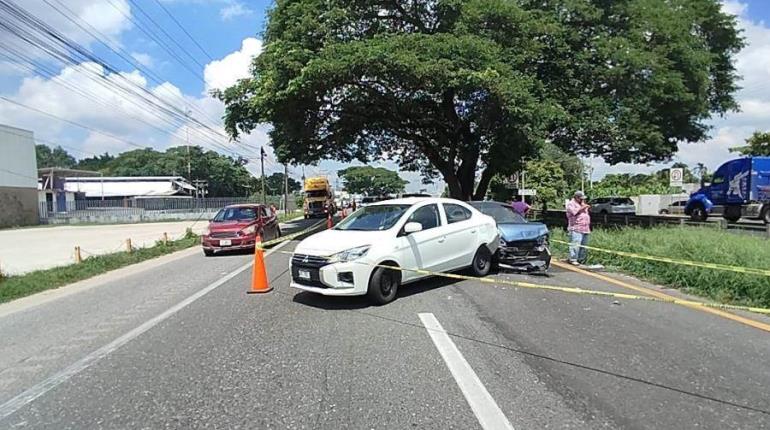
[[551, 226, 770, 308]]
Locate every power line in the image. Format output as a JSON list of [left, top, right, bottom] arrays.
[[0, 95, 148, 150], [0, 0, 255, 161], [150, 0, 214, 61]]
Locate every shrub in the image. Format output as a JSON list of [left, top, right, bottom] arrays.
[[552, 226, 770, 308]]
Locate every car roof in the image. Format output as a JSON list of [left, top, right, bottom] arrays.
[[370, 197, 470, 206], [224, 203, 263, 208]]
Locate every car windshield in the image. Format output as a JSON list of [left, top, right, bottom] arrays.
[[306, 190, 327, 198], [615, 198, 634, 205], [334, 204, 410, 231], [213, 207, 257, 222], [474, 203, 526, 224]]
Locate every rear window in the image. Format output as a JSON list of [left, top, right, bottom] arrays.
[[443, 203, 472, 224], [613, 198, 634, 205]]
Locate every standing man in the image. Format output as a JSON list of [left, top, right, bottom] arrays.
[[510, 195, 531, 216], [566, 191, 591, 265]]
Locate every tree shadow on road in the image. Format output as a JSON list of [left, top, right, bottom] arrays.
[[291, 275, 463, 310]]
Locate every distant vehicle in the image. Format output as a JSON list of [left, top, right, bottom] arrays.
[[201, 204, 280, 256], [589, 197, 636, 215], [686, 156, 770, 224], [290, 197, 499, 304], [659, 200, 688, 215], [303, 177, 336, 219], [469, 201, 550, 272]]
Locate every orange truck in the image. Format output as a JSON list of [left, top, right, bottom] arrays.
[[303, 177, 336, 219]]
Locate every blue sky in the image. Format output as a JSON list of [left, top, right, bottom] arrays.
[[2, 0, 770, 194]]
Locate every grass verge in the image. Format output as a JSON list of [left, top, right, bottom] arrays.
[[0, 230, 200, 304], [551, 226, 770, 308]]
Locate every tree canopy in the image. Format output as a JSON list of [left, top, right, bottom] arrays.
[[219, 0, 743, 200], [36, 144, 76, 169], [337, 166, 407, 195], [731, 131, 770, 156], [265, 172, 301, 194]]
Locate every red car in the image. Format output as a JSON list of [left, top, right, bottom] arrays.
[[201, 204, 281, 256]]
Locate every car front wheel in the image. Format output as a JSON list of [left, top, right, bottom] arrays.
[[470, 246, 492, 277], [367, 265, 400, 305]]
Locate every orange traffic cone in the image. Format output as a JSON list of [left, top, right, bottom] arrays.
[[247, 235, 272, 294], [327, 212, 334, 229]]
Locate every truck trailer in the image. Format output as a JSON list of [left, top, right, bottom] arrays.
[[685, 157, 770, 224]]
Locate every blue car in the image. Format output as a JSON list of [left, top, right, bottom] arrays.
[[469, 201, 551, 272]]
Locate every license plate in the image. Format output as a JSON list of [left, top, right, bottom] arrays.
[[298, 269, 311, 280], [219, 239, 232, 246]]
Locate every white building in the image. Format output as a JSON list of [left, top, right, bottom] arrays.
[[0, 124, 38, 227], [61, 176, 196, 200]]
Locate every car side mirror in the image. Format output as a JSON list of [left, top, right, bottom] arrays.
[[404, 222, 423, 234]]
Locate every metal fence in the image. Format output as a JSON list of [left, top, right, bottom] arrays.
[[39, 196, 299, 224]]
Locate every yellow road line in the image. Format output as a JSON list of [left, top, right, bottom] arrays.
[[552, 260, 770, 333]]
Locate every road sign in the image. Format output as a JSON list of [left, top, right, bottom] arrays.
[[518, 188, 537, 196], [670, 168, 684, 187]]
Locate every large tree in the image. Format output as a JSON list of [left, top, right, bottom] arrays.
[[265, 172, 301, 194], [219, 0, 743, 200], [338, 165, 407, 195]]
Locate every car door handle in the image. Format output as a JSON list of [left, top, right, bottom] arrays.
[[438, 236, 446, 243], [470, 230, 476, 234]]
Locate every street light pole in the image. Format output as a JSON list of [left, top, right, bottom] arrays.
[[260, 147, 266, 206], [284, 164, 289, 216]]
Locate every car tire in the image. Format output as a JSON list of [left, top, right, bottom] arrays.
[[470, 246, 492, 277], [690, 204, 707, 222], [367, 265, 400, 305], [762, 206, 770, 225], [203, 249, 214, 257], [659, 209, 669, 215]]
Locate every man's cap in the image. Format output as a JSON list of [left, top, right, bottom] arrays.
[[574, 190, 586, 198]]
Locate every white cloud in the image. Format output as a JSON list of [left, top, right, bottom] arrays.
[[130, 52, 154, 68], [203, 37, 262, 92], [219, 1, 253, 21]]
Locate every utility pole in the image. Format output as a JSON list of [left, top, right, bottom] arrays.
[[260, 147, 266, 205], [284, 164, 289, 216], [185, 110, 192, 181]]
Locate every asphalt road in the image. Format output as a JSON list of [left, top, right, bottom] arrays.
[[0, 217, 768, 429]]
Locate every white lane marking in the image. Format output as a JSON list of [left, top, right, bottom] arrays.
[[0, 241, 290, 421], [418, 313, 515, 430]]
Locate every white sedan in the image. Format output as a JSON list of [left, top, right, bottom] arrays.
[[290, 197, 499, 304]]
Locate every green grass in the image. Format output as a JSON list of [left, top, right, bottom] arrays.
[[0, 231, 201, 304], [551, 226, 770, 308]]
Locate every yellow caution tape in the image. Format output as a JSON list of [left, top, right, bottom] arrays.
[[257, 220, 326, 248], [551, 239, 770, 277], [272, 248, 770, 316]]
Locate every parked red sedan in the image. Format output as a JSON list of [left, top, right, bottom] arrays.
[[201, 204, 281, 256]]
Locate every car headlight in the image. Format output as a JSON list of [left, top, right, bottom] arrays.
[[239, 225, 256, 236], [328, 245, 370, 263], [498, 237, 506, 247]]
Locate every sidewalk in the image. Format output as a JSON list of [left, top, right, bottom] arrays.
[[0, 221, 207, 275]]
